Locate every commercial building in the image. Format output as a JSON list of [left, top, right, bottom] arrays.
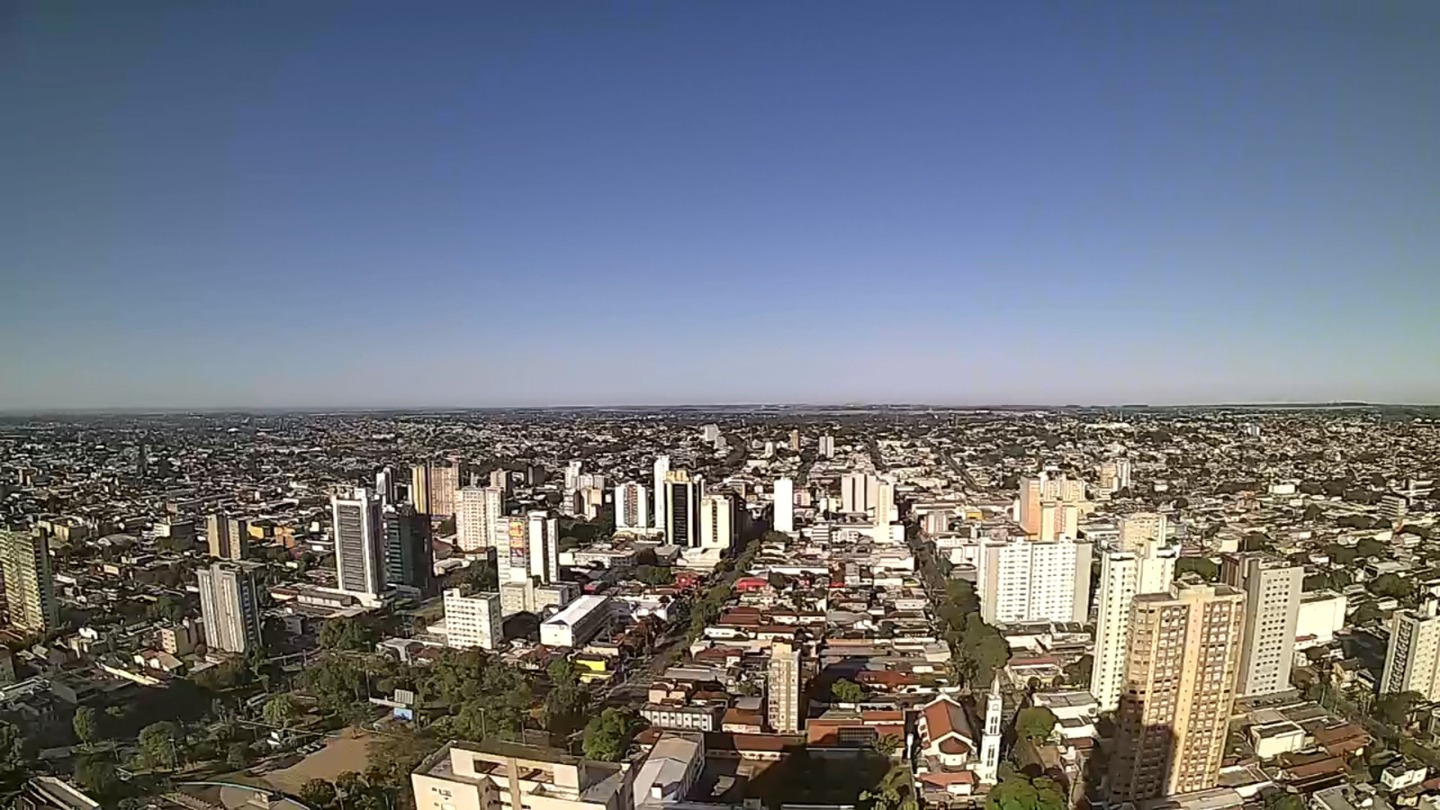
[[0, 529, 58, 633], [384, 504, 433, 593], [652, 456, 670, 531], [411, 740, 634, 810], [197, 561, 262, 654], [699, 493, 735, 552], [411, 461, 464, 518], [772, 478, 794, 534], [332, 488, 385, 600], [976, 537, 1092, 625], [1222, 552, 1303, 696], [1091, 533, 1179, 711], [443, 588, 503, 651], [1107, 582, 1246, 803], [206, 513, 249, 560], [767, 639, 802, 733], [540, 594, 612, 648], [614, 482, 649, 531], [840, 473, 877, 515], [663, 470, 702, 548], [500, 579, 579, 617], [1381, 593, 1440, 699], [456, 486, 504, 553]]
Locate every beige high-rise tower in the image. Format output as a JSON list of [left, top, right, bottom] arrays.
[[767, 639, 802, 733], [1108, 582, 1245, 802], [1222, 552, 1302, 696], [206, 513, 249, 560], [0, 529, 59, 633]]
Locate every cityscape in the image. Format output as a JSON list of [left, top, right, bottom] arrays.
[[0, 407, 1439, 810]]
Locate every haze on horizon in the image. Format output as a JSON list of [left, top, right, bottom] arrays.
[[4, 2, 1439, 411]]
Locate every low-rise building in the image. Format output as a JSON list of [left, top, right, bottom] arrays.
[[412, 740, 634, 810], [541, 595, 612, 649]]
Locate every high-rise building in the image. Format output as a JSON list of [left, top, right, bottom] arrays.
[[652, 455, 670, 531], [767, 639, 802, 733], [818, 434, 835, 458], [772, 478, 794, 534], [498, 512, 560, 585], [1097, 458, 1134, 495], [206, 513, 249, 560], [873, 479, 895, 535], [614, 483, 649, 531], [1222, 552, 1302, 697], [197, 561, 262, 654], [455, 486, 504, 552], [976, 537, 1092, 625], [1118, 512, 1169, 551], [1091, 534, 1179, 711], [664, 470, 703, 548], [411, 462, 464, 518], [702, 424, 720, 443], [0, 529, 58, 633], [699, 493, 735, 551], [384, 504, 432, 594], [332, 488, 384, 599], [575, 486, 604, 521], [375, 466, 398, 504], [1018, 473, 1088, 538], [789, 429, 801, 450], [840, 473, 877, 515], [1381, 589, 1440, 700], [488, 468, 511, 497], [1107, 582, 1245, 803], [442, 588, 503, 651]]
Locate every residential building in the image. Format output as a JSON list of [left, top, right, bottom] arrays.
[[818, 435, 835, 458], [772, 477, 794, 534], [1018, 473, 1087, 538], [332, 488, 385, 599], [1118, 512, 1168, 551], [384, 504, 433, 593], [500, 579, 578, 617], [456, 486, 504, 552], [699, 493, 735, 552], [1091, 534, 1179, 711], [411, 740, 634, 810], [976, 537, 1092, 625], [1223, 552, 1303, 696], [197, 561, 262, 654], [1381, 594, 1440, 699], [0, 529, 58, 633], [206, 513, 249, 560], [443, 588, 503, 651], [1107, 582, 1246, 803], [497, 511, 560, 585], [663, 470, 702, 548], [874, 479, 895, 534], [411, 461, 464, 518], [767, 639, 802, 733], [540, 594, 611, 648], [614, 482, 648, 531], [841, 473, 877, 515], [652, 456, 670, 531]]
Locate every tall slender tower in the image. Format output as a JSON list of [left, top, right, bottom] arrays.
[[772, 478, 794, 534], [0, 529, 58, 633], [455, 486, 503, 552], [1091, 528, 1179, 711], [197, 561, 262, 654], [767, 639, 802, 733], [206, 513, 249, 560], [664, 469, 703, 548], [652, 456, 670, 530], [614, 482, 649, 530], [332, 488, 384, 599], [384, 504, 432, 594], [1222, 552, 1302, 696], [976, 675, 1003, 785]]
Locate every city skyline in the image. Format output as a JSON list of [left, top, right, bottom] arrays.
[[5, 2, 1439, 410]]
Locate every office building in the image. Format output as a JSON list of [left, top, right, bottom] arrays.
[[1091, 534, 1179, 711], [767, 639, 802, 733], [498, 512, 560, 585], [540, 594, 611, 648], [1381, 591, 1440, 700], [206, 513, 249, 560], [411, 740, 634, 810], [976, 537, 1092, 625], [818, 434, 835, 458], [652, 456, 670, 530], [699, 493, 735, 551], [411, 461, 464, 518], [443, 588, 503, 651], [0, 529, 58, 633], [614, 482, 648, 531], [664, 470, 703, 548], [772, 477, 794, 534], [197, 561, 262, 654], [456, 486, 504, 552], [840, 473, 877, 515], [384, 504, 432, 593], [1223, 552, 1303, 696], [1107, 582, 1246, 803], [376, 466, 398, 504], [332, 488, 385, 599]]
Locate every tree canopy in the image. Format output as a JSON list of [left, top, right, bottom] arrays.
[[582, 708, 644, 762], [1015, 706, 1058, 741], [833, 679, 865, 704], [985, 772, 1066, 810]]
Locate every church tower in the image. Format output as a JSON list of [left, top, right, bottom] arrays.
[[976, 675, 1003, 785]]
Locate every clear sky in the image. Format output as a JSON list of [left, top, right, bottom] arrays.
[[4, 2, 1439, 410]]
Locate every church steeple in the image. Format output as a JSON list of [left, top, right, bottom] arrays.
[[976, 674, 1003, 785]]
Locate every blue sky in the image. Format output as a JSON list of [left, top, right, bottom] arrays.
[[4, 1, 1438, 409]]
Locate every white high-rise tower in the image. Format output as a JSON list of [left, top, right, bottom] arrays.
[[1091, 523, 1178, 711], [614, 482, 648, 531], [332, 488, 384, 600], [773, 478, 794, 534], [652, 456, 670, 530]]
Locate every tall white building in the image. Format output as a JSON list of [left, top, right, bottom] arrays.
[[841, 473, 878, 515], [818, 434, 835, 458], [874, 479, 895, 533], [1018, 473, 1088, 538], [652, 455, 670, 530], [700, 493, 735, 551], [976, 676, 1003, 785], [443, 588, 503, 651], [614, 482, 648, 530], [197, 561, 262, 654], [976, 537, 1092, 625], [498, 511, 560, 585], [772, 478, 794, 534], [1223, 552, 1303, 697], [1091, 533, 1179, 711], [332, 488, 384, 599], [455, 486, 503, 553], [1382, 592, 1440, 700]]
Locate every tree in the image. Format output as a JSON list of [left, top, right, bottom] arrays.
[[262, 694, 302, 729], [1174, 557, 1219, 581], [1376, 692, 1424, 727], [1264, 792, 1304, 810], [73, 756, 121, 800], [73, 705, 101, 745], [543, 660, 589, 736], [319, 617, 378, 651], [1357, 538, 1389, 559], [582, 708, 643, 762], [300, 778, 338, 809], [1016, 706, 1058, 741], [985, 772, 1065, 810], [0, 719, 34, 790], [1326, 544, 1358, 565], [861, 762, 919, 810], [872, 733, 904, 759], [226, 741, 250, 770], [1368, 574, 1412, 600], [1352, 602, 1385, 626], [137, 721, 181, 770], [1062, 655, 1093, 687], [833, 679, 865, 705]]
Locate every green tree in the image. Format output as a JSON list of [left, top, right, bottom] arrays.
[[1357, 538, 1389, 558], [300, 779, 338, 809], [1174, 557, 1219, 581], [1376, 691, 1424, 727], [1016, 706, 1058, 741], [1264, 792, 1304, 810], [73, 705, 101, 745], [137, 721, 182, 770], [262, 694, 302, 729], [1327, 544, 1358, 565], [582, 708, 643, 762], [73, 756, 122, 800], [1062, 654, 1093, 687], [542, 659, 589, 736], [861, 762, 918, 810], [227, 741, 250, 770], [985, 772, 1065, 810], [833, 679, 865, 704], [319, 617, 378, 651], [1368, 574, 1412, 600], [1352, 602, 1385, 626], [0, 719, 34, 791]]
